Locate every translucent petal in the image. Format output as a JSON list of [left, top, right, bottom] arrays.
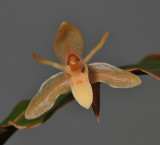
[[88, 62, 142, 88], [25, 72, 70, 120], [53, 22, 84, 64]]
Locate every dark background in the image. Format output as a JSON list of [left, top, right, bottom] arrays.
[[0, 0, 160, 145]]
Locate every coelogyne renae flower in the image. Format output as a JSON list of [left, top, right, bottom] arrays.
[[25, 22, 142, 120]]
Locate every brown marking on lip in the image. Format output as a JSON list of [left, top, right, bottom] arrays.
[[76, 80, 83, 84]]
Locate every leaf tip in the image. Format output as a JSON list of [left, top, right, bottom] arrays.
[[96, 114, 100, 123]]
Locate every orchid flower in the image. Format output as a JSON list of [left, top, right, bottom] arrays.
[[25, 22, 142, 120]]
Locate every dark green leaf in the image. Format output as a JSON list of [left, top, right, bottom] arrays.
[[0, 92, 74, 129], [120, 53, 160, 79]]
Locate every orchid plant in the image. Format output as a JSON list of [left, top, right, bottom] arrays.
[[0, 22, 160, 145]]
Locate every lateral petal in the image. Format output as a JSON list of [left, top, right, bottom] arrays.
[[25, 72, 70, 120], [89, 62, 142, 88]]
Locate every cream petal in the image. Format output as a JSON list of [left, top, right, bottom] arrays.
[[25, 72, 70, 120], [88, 62, 142, 88]]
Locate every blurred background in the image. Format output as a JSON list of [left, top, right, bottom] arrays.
[[0, 0, 160, 145]]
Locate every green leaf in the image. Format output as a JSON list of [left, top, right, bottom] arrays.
[[0, 92, 74, 129], [1, 101, 30, 127], [120, 53, 160, 80]]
